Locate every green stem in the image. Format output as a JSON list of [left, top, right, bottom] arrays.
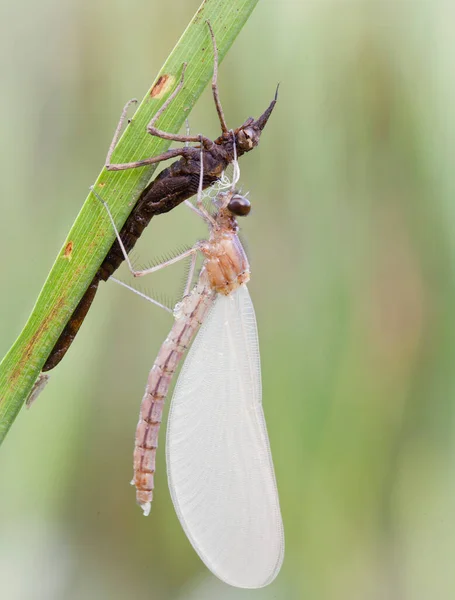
[[0, 0, 259, 443]]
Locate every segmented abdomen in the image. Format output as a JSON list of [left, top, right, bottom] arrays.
[[133, 277, 215, 515]]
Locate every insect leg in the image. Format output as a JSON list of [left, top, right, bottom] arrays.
[[182, 251, 198, 297], [206, 20, 228, 134], [144, 64, 212, 146], [109, 278, 172, 314], [91, 187, 201, 278], [183, 200, 205, 219], [194, 135, 216, 226], [129, 247, 200, 279], [105, 98, 138, 165], [106, 63, 212, 170], [184, 118, 191, 147], [106, 147, 190, 172]]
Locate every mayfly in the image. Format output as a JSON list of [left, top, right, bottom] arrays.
[[43, 21, 277, 373], [93, 145, 284, 588]]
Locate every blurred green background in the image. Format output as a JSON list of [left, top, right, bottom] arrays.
[[1, 0, 455, 598]]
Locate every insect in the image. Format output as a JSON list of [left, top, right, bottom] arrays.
[[42, 21, 278, 373], [92, 144, 284, 589]]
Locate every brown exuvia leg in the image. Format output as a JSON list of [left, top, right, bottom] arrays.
[[105, 98, 138, 166], [106, 21, 226, 172], [206, 20, 228, 134], [105, 147, 192, 172]]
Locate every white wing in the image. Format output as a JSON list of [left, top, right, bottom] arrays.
[[166, 285, 284, 589]]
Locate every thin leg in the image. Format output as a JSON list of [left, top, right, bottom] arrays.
[[195, 135, 216, 227], [106, 147, 190, 172], [206, 20, 228, 134], [106, 63, 212, 171], [91, 187, 200, 278], [184, 119, 191, 147], [145, 64, 212, 146], [230, 130, 240, 187], [131, 247, 199, 278], [145, 126, 211, 147], [183, 251, 198, 297], [145, 21, 229, 144], [184, 199, 205, 219], [106, 98, 138, 165], [110, 277, 173, 314], [92, 187, 138, 274]]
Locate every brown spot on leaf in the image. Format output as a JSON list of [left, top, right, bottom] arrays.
[[150, 74, 174, 99], [63, 241, 73, 261]]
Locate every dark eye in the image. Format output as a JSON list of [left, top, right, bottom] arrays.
[[228, 194, 251, 216]]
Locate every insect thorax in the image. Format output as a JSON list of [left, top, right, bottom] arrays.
[[201, 232, 250, 295]]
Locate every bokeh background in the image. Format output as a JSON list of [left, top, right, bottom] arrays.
[[1, 1, 455, 598]]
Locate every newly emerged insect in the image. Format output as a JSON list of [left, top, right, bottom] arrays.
[[92, 143, 284, 589]]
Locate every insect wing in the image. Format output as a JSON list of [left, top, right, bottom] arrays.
[[166, 285, 284, 588]]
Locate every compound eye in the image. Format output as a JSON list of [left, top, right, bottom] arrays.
[[228, 194, 251, 216]]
